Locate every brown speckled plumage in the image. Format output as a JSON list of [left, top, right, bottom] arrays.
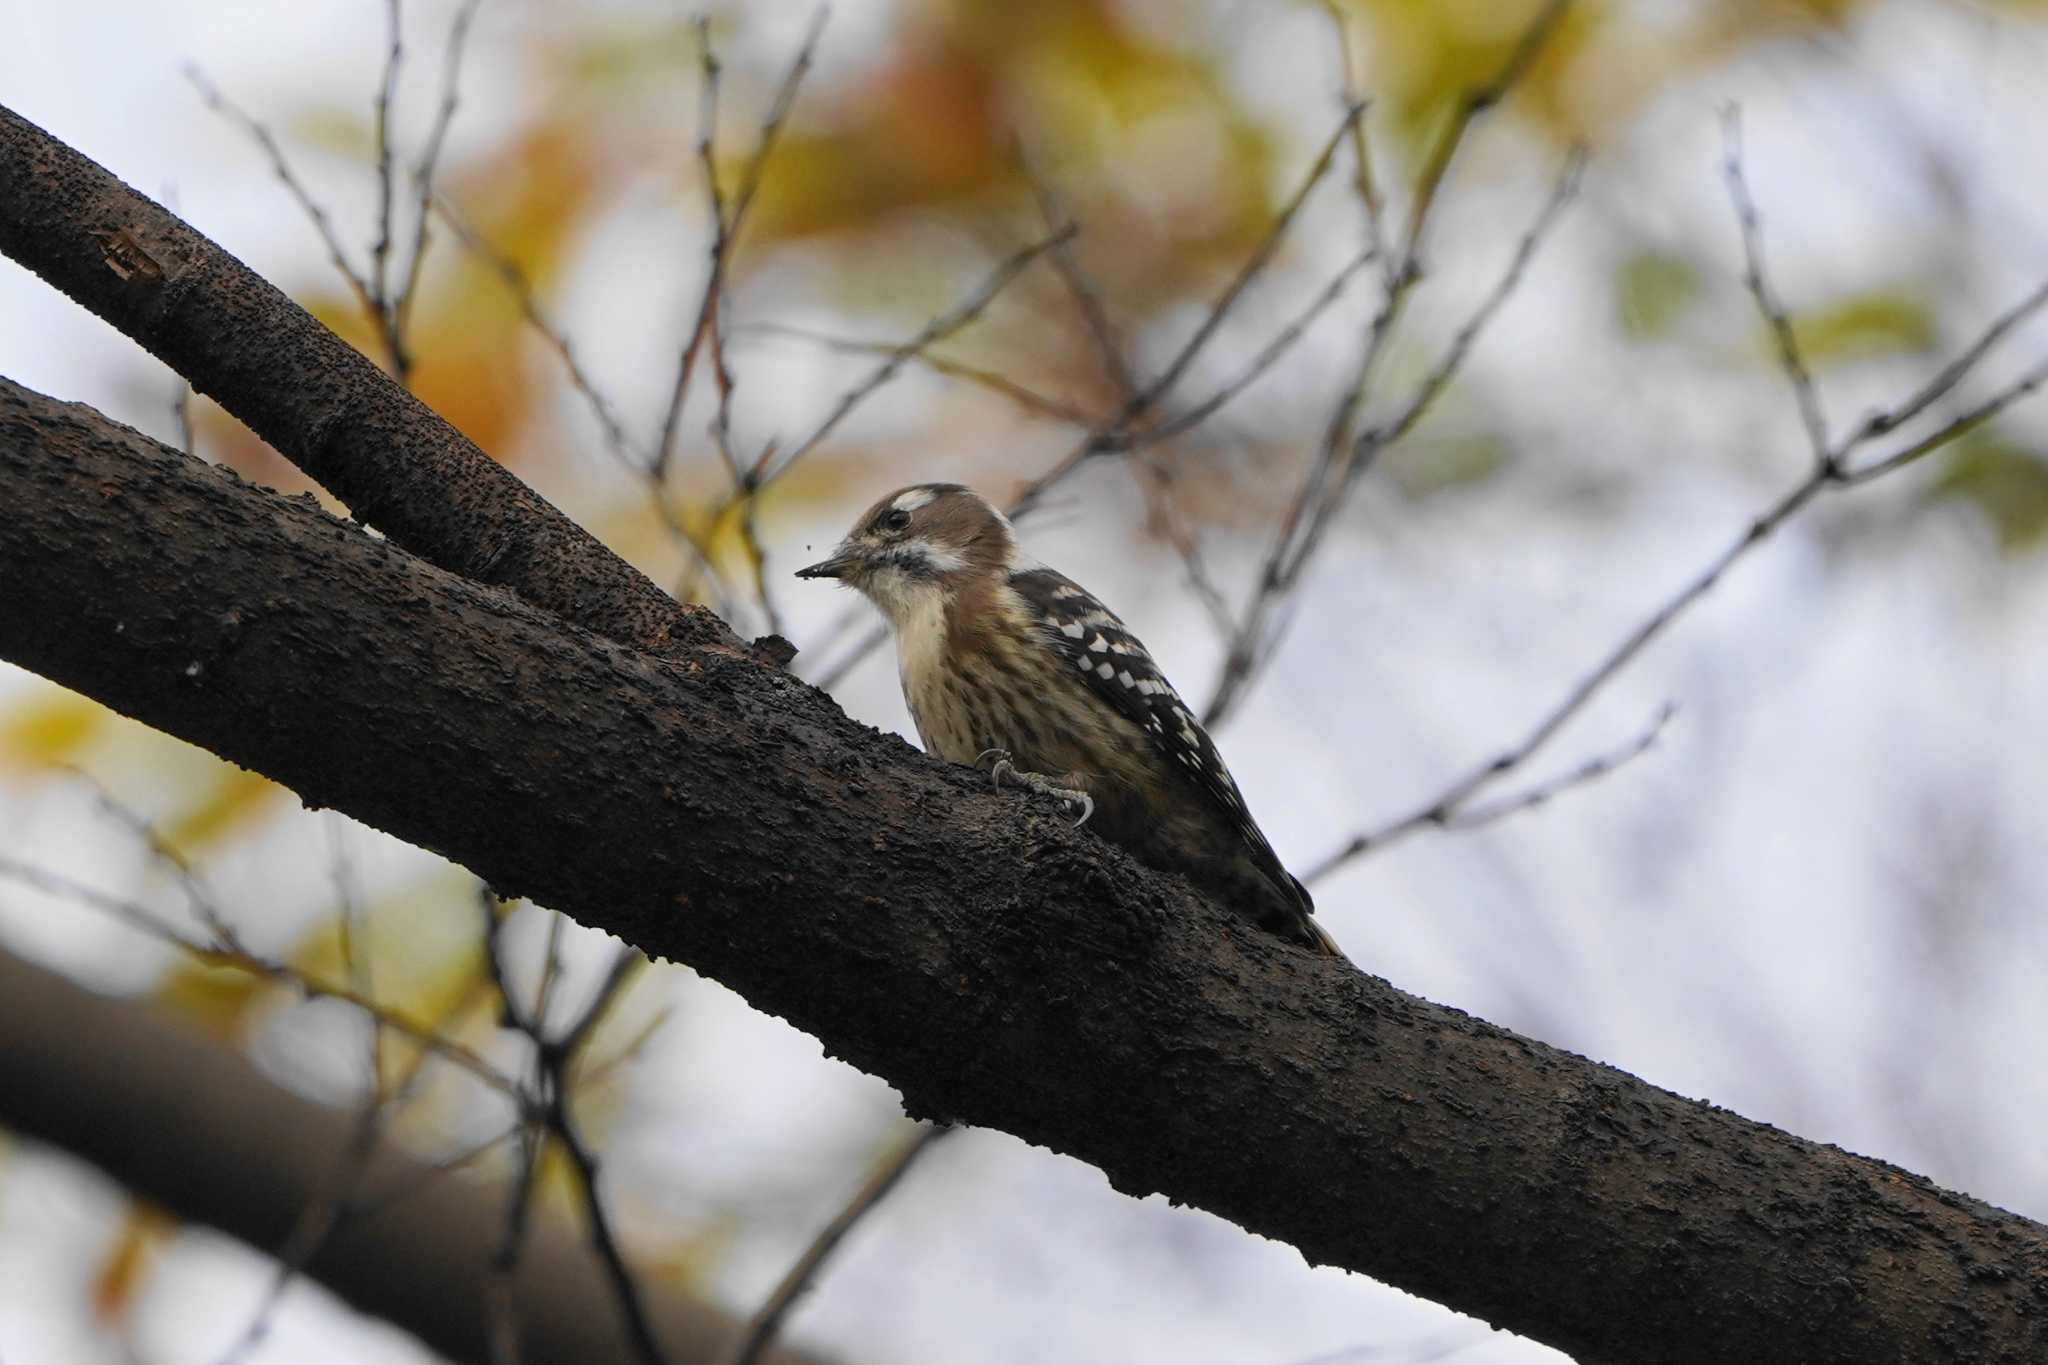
[[796, 483, 1337, 955]]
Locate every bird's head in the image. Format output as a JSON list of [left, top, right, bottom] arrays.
[[795, 483, 1016, 626]]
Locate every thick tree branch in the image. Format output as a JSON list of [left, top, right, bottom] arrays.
[[0, 948, 825, 1365], [2, 378, 2043, 1365], [0, 102, 741, 662]]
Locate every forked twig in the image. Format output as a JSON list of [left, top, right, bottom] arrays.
[[760, 224, 1079, 485], [434, 200, 638, 466], [396, 0, 486, 344], [739, 322, 1097, 425], [1305, 116, 2048, 885], [0, 857, 519, 1098], [479, 893, 666, 1365], [653, 6, 829, 481], [1720, 107, 1828, 468], [1303, 703, 1674, 883], [187, 66, 379, 327], [1206, 141, 1584, 726]]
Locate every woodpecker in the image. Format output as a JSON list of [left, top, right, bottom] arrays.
[[796, 483, 1340, 956]]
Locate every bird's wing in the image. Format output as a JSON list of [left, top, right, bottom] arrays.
[[1007, 566, 1307, 911]]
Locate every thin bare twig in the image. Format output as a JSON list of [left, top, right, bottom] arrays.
[[1305, 120, 2048, 885], [1316, 0, 1387, 261], [1368, 147, 1585, 455], [434, 200, 638, 465], [1136, 461, 1236, 636], [369, 0, 405, 369], [1720, 107, 1829, 469], [0, 857, 519, 1098], [718, 1124, 952, 1365], [1019, 153, 1140, 397], [1405, 0, 1571, 259], [1303, 703, 1674, 883], [1846, 275, 2048, 448], [218, 973, 494, 1365], [653, 6, 829, 481], [1198, 2, 1577, 729], [395, 0, 486, 345], [1136, 243, 1378, 449], [761, 225, 1079, 485], [1143, 100, 1369, 414], [547, 1089, 667, 1365], [187, 66, 379, 325], [487, 1123, 542, 1365], [1443, 702, 1675, 831], [479, 892, 669, 1365], [1839, 356, 2048, 485], [434, 198, 732, 612], [60, 765, 248, 952], [1007, 98, 1373, 519], [809, 98, 1380, 688], [738, 323, 1097, 425], [1206, 144, 1584, 726], [350, 1123, 522, 1224]]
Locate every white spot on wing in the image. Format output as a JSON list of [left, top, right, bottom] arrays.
[[1117, 671, 1134, 688], [1060, 620, 1084, 639], [1096, 662, 1115, 679]]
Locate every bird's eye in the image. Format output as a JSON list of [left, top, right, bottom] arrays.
[[879, 508, 912, 534]]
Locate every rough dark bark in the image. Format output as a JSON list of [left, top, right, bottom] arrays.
[[3, 376, 2045, 1365], [0, 948, 828, 1365], [0, 102, 745, 663]]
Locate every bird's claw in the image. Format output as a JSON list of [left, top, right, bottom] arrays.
[[974, 750, 1093, 828]]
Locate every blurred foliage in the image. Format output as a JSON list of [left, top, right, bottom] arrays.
[[157, 769, 286, 856], [10, 0, 2047, 1056], [0, 4, 2045, 1356], [1930, 428, 2048, 553], [0, 690, 103, 771], [1386, 432, 1510, 498], [89, 1202, 173, 1326], [153, 958, 271, 1040], [1786, 287, 1938, 366], [1615, 250, 1702, 340]]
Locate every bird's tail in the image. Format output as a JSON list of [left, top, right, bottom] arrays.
[[1304, 914, 1348, 961], [1281, 872, 1348, 961]]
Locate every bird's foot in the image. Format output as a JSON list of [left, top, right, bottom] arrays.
[[974, 749, 1094, 828]]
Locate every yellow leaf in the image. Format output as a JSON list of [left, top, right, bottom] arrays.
[[159, 768, 287, 856], [91, 1203, 175, 1325], [153, 959, 270, 1038], [0, 689, 104, 770]]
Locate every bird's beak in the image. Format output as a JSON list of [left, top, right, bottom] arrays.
[[794, 548, 859, 580]]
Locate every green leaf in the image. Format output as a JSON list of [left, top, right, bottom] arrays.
[[1387, 433, 1509, 498], [1786, 288, 1936, 365], [1615, 251, 1701, 339], [1928, 429, 2048, 553]]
